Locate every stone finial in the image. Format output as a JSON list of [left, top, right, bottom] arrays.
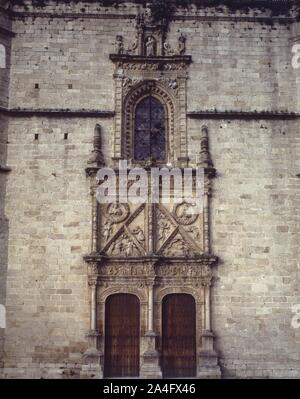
[[144, 3, 154, 25], [198, 125, 213, 168], [87, 124, 105, 166]]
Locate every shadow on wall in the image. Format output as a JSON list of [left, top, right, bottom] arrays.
[[0, 114, 9, 370]]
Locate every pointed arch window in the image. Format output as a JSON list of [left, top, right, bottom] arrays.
[[134, 95, 166, 162]]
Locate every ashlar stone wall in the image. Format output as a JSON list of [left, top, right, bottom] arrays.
[[0, 0, 299, 378]]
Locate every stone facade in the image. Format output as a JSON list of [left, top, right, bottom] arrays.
[[0, 2, 11, 373], [0, 0, 299, 379]]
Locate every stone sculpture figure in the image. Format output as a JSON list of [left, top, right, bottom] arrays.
[[178, 34, 186, 55], [102, 220, 113, 243], [115, 35, 124, 54], [132, 226, 145, 245], [144, 3, 154, 25], [145, 36, 156, 56]]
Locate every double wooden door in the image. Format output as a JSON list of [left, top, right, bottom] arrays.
[[104, 293, 196, 378], [104, 294, 140, 377], [162, 294, 197, 378]]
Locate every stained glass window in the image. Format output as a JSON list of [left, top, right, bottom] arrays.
[[134, 96, 166, 162]]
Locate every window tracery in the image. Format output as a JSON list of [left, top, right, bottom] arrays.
[[134, 95, 166, 162], [123, 81, 175, 164]]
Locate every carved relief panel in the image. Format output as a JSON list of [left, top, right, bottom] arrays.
[[99, 202, 146, 256], [97, 184, 205, 258], [156, 202, 204, 257]]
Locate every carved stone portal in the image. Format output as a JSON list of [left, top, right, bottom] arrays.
[[83, 5, 221, 378], [84, 164, 221, 378]]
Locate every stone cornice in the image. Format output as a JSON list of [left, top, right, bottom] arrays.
[[188, 110, 300, 119], [1, 107, 298, 120], [84, 252, 218, 265], [0, 107, 115, 118], [12, 11, 136, 19], [109, 54, 192, 65], [10, 12, 300, 24], [8, 0, 298, 9], [9, 0, 299, 22], [175, 15, 298, 23]]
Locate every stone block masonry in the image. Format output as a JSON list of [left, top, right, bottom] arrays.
[[0, 0, 299, 378]]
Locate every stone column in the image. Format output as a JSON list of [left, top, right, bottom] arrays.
[[196, 126, 220, 378], [140, 280, 162, 379], [90, 279, 97, 331], [148, 202, 154, 254], [113, 72, 123, 161], [91, 183, 98, 254], [198, 280, 221, 379], [148, 282, 154, 332], [205, 284, 211, 331], [177, 76, 189, 167], [81, 277, 103, 379], [203, 189, 210, 253]]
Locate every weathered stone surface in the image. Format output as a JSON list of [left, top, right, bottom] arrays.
[[0, 0, 299, 379]]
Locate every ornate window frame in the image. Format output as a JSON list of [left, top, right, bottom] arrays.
[[109, 54, 191, 166], [124, 80, 175, 165]]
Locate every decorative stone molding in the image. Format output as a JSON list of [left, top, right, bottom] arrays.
[[122, 77, 142, 97], [110, 54, 192, 68], [103, 203, 130, 224], [123, 79, 176, 162], [85, 256, 216, 276], [172, 202, 199, 226], [187, 109, 300, 120], [87, 262, 98, 276], [88, 277, 98, 288], [98, 263, 155, 277], [0, 107, 114, 118], [99, 285, 148, 304], [156, 263, 213, 279]]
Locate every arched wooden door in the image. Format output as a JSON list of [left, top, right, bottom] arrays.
[[162, 294, 196, 378], [104, 294, 140, 377]]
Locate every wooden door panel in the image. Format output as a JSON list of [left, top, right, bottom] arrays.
[[104, 294, 140, 377], [162, 294, 196, 378]]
